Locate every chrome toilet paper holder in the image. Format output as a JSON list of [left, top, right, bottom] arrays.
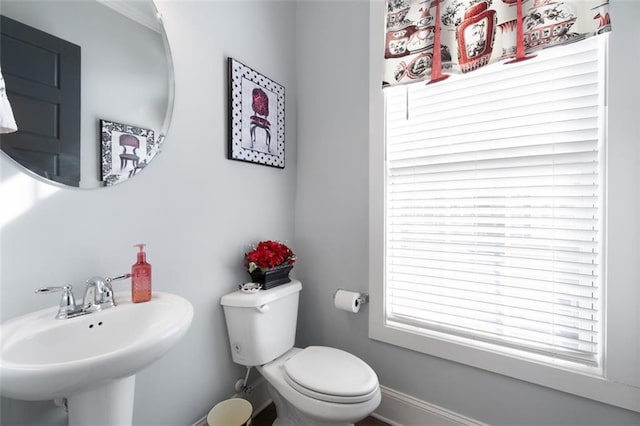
[[333, 289, 369, 306]]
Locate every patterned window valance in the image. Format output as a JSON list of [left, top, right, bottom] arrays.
[[383, 0, 611, 86]]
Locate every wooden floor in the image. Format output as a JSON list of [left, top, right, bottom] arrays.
[[251, 403, 389, 426]]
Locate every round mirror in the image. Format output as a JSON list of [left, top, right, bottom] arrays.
[[0, 0, 174, 188]]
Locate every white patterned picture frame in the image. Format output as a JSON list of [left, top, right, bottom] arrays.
[[100, 119, 156, 186], [228, 58, 285, 168]]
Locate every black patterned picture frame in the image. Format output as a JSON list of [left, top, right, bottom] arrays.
[[228, 58, 285, 168], [100, 119, 156, 186]]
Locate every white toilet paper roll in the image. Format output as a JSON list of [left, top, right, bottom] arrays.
[[334, 289, 361, 313]]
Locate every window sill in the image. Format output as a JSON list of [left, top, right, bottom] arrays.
[[369, 317, 640, 413]]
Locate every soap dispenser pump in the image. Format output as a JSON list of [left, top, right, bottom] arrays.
[[132, 243, 152, 303]]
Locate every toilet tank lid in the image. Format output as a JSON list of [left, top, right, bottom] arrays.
[[220, 280, 302, 308]]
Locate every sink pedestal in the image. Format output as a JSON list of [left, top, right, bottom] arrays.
[[67, 376, 136, 426]]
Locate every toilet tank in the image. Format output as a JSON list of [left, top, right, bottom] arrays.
[[220, 280, 302, 366]]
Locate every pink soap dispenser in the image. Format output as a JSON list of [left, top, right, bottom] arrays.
[[132, 243, 152, 303]]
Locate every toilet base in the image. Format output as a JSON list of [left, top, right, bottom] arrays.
[[267, 383, 354, 426]]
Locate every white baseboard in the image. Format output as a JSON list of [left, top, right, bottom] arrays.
[[192, 381, 486, 426], [374, 385, 488, 426]]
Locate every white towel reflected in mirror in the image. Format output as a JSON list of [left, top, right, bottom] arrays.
[[0, 66, 18, 134]]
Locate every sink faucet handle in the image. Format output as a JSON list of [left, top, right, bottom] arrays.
[[104, 274, 131, 307], [35, 284, 73, 294], [86, 274, 131, 290], [106, 273, 132, 284], [35, 285, 78, 319]]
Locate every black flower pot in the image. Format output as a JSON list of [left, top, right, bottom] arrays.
[[249, 263, 293, 290]]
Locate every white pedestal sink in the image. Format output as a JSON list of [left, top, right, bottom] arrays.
[[0, 291, 193, 426]]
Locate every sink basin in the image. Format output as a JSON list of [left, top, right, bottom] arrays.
[[0, 291, 193, 425]]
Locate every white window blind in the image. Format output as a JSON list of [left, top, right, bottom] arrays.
[[384, 37, 605, 369]]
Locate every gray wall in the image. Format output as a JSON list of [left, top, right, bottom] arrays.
[[0, 1, 297, 425], [293, 1, 640, 426]]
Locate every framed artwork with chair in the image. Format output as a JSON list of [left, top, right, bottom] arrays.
[[100, 119, 156, 186], [228, 57, 285, 168]]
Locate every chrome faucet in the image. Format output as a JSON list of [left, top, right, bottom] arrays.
[[35, 274, 131, 319], [83, 274, 131, 313]]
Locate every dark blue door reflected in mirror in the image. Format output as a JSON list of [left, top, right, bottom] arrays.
[[0, 15, 81, 187]]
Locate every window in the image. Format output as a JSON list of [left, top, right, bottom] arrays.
[[369, 2, 639, 413], [383, 36, 605, 373]]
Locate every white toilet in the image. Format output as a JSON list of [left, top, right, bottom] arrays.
[[220, 280, 381, 426]]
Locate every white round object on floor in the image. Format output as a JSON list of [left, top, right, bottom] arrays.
[[206, 398, 252, 426]]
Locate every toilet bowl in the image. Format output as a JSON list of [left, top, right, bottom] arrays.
[[257, 347, 381, 425], [220, 280, 381, 425]]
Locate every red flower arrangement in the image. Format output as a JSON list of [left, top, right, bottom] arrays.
[[246, 240, 296, 273]]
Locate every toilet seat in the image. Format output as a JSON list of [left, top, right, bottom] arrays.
[[283, 346, 379, 403], [258, 347, 382, 424]]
